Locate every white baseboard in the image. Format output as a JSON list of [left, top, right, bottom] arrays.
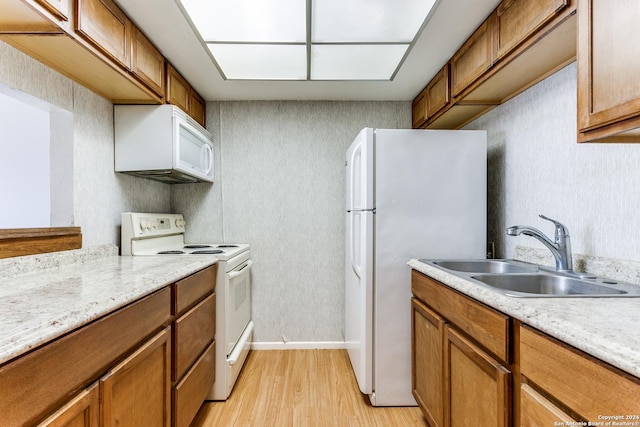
[[250, 341, 346, 350]]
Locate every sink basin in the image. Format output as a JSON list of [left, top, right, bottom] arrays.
[[470, 274, 639, 297], [420, 258, 640, 297], [432, 259, 537, 274]]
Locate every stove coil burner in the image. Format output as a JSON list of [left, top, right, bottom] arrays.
[[184, 244, 212, 249], [191, 250, 224, 254], [157, 250, 185, 255], [217, 245, 238, 248]]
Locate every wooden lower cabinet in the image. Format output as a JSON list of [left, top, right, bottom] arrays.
[[411, 298, 444, 427], [100, 327, 171, 426], [445, 327, 511, 427], [37, 383, 100, 427], [411, 271, 512, 427], [520, 384, 577, 426]]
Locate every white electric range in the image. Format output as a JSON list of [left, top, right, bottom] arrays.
[[121, 212, 253, 401]]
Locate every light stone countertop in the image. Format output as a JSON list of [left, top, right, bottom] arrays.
[[409, 259, 640, 378], [0, 254, 217, 365]]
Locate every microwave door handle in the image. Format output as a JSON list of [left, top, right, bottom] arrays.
[[202, 144, 213, 174]]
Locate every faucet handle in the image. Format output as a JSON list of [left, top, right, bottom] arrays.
[[539, 214, 570, 238]]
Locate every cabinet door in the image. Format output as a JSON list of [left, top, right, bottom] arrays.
[[445, 326, 510, 427], [190, 89, 206, 127], [520, 384, 577, 426], [35, 0, 71, 21], [451, 13, 496, 97], [412, 298, 445, 427], [496, 0, 568, 59], [577, 0, 640, 140], [132, 27, 165, 97], [412, 91, 428, 129], [100, 328, 171, 427], [426, 64, 451, 118], [76, 0, 132, 68], [37, 383, 99, 427], [166, 63, 190, 113]]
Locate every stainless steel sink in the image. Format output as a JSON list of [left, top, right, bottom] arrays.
[[432, 259, 537, 274], [421, 259, 640, 297], [470, 274, 637, 297]]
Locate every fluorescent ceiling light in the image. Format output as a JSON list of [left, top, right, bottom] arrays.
[[181, 0, 306, 42], [311, 45, 409, 80], [312, 0, 437, 43], [179, 0, 438, 81], [208, 44, 307, 80]]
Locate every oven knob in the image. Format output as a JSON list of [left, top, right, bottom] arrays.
[[176, 218, 185, 228], [151, 220, 158, 230]]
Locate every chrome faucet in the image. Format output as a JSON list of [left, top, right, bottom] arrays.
[[506, 214, 573, 272]]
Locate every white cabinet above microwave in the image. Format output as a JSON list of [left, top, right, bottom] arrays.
[[114, 105, 214, 184]]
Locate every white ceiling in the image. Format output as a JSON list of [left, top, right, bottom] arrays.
[[115, 0, 500, 101]]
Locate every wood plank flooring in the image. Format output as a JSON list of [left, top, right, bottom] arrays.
[[192, 349, 426, 427]]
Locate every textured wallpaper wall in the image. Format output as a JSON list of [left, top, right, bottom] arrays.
[[466, 62, 640, 263], [174, 101, 410, 344], [0, 41, 170, 247]]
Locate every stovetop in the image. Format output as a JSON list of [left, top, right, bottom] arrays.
[[121, 212, 249, 260]]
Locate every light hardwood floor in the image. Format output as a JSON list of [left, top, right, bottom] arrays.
[[192, 349, 426, 427]]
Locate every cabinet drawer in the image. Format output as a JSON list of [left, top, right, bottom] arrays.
[[496, 0, 569, 59], [173, 340, 216, 427], [173, 264, 217, 314], [411, 270, 510, 363], [520, 325, 640, 420], [174, 292, 216, 380], [0, 287, 170, 426]]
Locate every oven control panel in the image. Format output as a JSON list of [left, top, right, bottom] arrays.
[[122, 212, 186, 239]]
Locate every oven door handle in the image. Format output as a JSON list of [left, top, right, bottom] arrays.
[[228, 260, 253, 280]]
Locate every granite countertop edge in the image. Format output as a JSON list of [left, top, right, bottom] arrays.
[[408, 259, 640, 378], [0, 254, 218, 365]]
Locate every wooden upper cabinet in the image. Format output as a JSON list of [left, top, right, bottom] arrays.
[[412, 90, 428, 129], [166, 63, 190, 114], [166, 63, 207, 127], [577, 0, 640, 142], [76, 0, 132, 69], [190, 90, 206, 127], [425, 64, 451, 118], [496, 0, 569, 59], [35, 0, 71, 21], [451, 13, 496, 98], [132, 27, 165, 97]]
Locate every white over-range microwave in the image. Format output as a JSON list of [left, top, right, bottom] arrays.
[[114, 104, 214, 184]]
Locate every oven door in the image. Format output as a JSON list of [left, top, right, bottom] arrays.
[[226, 259, 252, 355]]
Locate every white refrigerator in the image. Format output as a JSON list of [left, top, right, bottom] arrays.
[[345, 128, 487, 406]]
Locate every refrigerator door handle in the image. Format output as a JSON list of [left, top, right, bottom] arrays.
[[348, 142, 360, 210], [349, 212, 362, 279]]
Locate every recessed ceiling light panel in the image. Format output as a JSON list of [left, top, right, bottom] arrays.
[[208, 44, 307, 80], [311, 44, 409, 80], [312, 0, 437, 43], [181, 0, 306, 42]]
